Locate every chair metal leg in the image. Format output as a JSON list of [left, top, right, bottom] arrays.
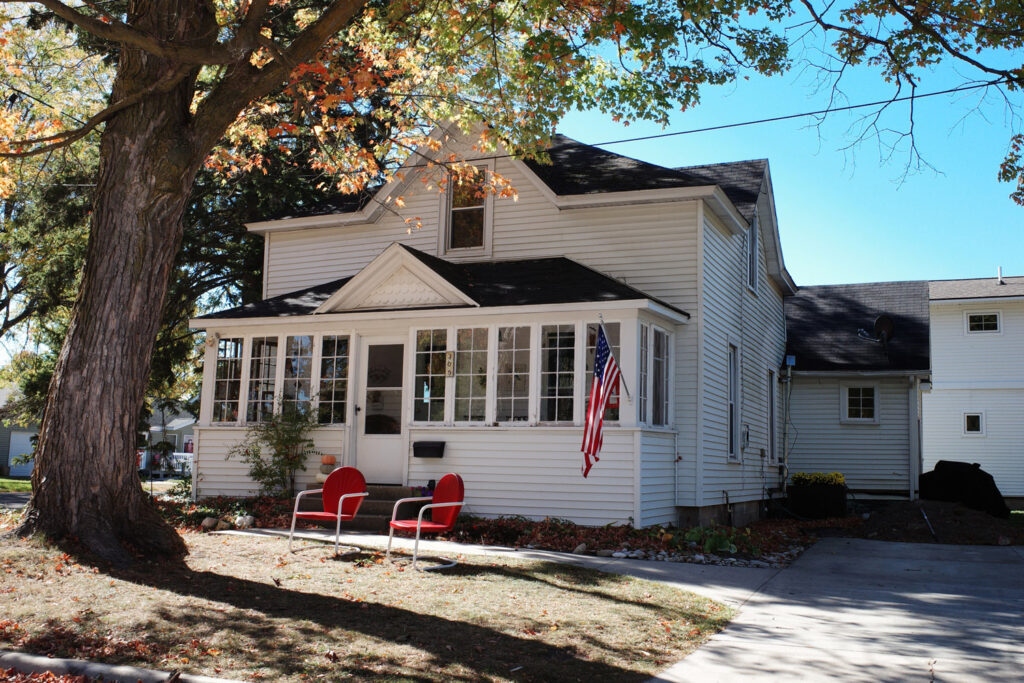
[[386, 527, 395, 561], [412, 527, 422, 571], [334, 514, 342, 556], [288, 513, 297, 552]]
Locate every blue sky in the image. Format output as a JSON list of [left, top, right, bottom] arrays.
[[559, 66, 1023, 287]]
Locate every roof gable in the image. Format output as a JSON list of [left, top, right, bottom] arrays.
[[315, 243, 478, 313]]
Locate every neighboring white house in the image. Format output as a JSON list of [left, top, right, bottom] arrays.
[[923, 276, 1024, 503], [783, 282, 931, 500], [190, 126, 796, 527]]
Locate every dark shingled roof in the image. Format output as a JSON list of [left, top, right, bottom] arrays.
[[785, 281, 930, 372], [259, 135, 765, 223], [199, 244, 689, 320]]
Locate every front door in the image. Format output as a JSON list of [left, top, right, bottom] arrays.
[[355, 338, 406, 484]]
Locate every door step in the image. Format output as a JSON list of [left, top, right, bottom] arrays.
[[296, 485, 428, 533]]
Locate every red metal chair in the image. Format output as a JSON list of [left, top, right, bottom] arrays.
[[386, 473, 465, 571], [288, 466, 368, 556]]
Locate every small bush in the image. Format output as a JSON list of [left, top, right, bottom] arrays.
[[790, 471, 846, 487]]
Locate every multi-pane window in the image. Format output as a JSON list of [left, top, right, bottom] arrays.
[[541, 324, 575, 422], [845, 386, 876, 421], [318, 335, 349, 424], [282, 335, 313, 415], [414, 329, 447, 422], [496, 326, 530, 422], [448, 167, 486, 250], [585, 323, 620, 421], [652, 328, 670, 425], [454, 328, 488, 422], [212, 338, 243, 423], [967, 312, 999, 333], [638, 325, 649, 423], [247, 337, 278, 423], [728, 344, 739, 459]]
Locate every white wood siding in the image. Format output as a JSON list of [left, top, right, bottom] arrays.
[[639, 430, 677, 526], [406, 427, 637, 526], [788, 376, 912, 493], [194, 426, 345, 497], [922, 389, 1024, 496], [929, 300, 1024, 388], [923, 300, 1024, 496], [699, 210, 786, 507]]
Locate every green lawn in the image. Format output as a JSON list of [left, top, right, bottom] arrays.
[[0, 477, 31, 492]]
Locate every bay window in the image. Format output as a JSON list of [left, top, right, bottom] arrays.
[[212, 337, 242, 423], [282, 335, 313, 415], [318, 335, 349, 424], [585, 322, 621, 421], [454, 327, 488, 422], [496, 326, 530, 422], [414, 328, 447, 422], [540, 324, 575, 422]]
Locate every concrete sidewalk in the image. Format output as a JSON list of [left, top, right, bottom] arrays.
[[228, 529, 1024, 682], [221, 528, 776, 607], [0, 492, 29, 509]]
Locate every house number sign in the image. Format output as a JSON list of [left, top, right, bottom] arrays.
[[445, 351, 455, 377]]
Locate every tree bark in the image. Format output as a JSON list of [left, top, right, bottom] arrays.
[[13, 0, 218, 565]]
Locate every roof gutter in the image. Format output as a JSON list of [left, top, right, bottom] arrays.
[[930, 295, 1024, 304]]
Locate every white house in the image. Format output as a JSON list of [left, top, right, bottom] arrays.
[[189, 127, 796, 527], [783, 282, 931, 500], [923, 275, 1024, 504]]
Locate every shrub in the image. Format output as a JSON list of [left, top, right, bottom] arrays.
[[790, 471, 846, 487], [227, 404, 319, 497]]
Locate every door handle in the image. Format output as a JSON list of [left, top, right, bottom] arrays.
[[354, 405, 361, 413]]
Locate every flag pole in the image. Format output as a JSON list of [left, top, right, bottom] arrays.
[[598, 314, 632, 402]]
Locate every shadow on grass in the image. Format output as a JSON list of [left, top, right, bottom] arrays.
[[106, 555, 670, 681]]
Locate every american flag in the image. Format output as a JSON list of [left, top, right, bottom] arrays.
[[581, 325, 620, 477]]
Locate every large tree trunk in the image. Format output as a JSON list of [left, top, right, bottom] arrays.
[[14, 0, 217, 565]]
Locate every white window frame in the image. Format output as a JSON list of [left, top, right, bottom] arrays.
[[538, 322, 578, 424], [727, 342, 740, 461], [746, 213, 759, 294], [840, 383, 880, 424], [438, 160, 494, 258], [452, 326, 489, 424], [211, 337, 244, 424], [411, 327, 450, 425], [650, 325, 671, 427], [964, 310, 1001, 335], [638, 323, 649, 424], [963, 412, 985, 436], [317, 334, 351, 425], [495, 324, 532, 424]]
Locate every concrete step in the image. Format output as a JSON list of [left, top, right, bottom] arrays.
[[295, 484, 429, 533]]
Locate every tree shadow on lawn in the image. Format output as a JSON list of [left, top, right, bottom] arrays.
[[107, 552, 667, 681]]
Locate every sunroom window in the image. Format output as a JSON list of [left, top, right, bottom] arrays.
[[282, 335, 313, 415], [414, 329, 447, 422], [540, 324, 575, 422], [496, 326, 530, 422], [318, 335, 349, 424], [246, 336, 278, 423], [454, 327, 488, 422], [212, 338, 243, 423], [638, 325, 649, 423], [652, 328, 670, 425], [585, 322, 620, 421]]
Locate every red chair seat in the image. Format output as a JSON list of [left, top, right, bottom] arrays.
[[390, 519, 449, 532], [296, 511, 356, 522]]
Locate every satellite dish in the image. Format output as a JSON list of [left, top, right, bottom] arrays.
[[874, 315, 895, 345], [857, 315, 896, 347]]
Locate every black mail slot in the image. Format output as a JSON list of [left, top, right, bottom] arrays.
[[413, 441, 445, 458]]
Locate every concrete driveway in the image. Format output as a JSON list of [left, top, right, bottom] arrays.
[[657, 537, 1024, 682]]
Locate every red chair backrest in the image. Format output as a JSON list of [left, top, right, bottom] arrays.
[[322, 467, 366, 517], [430, 473, 464, 529]]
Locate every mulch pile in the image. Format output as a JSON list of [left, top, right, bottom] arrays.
[[852, 500, 1024, 545]]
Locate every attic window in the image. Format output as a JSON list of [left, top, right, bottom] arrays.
[[747, 214, 759, 292], [448, 167, 487, 250]]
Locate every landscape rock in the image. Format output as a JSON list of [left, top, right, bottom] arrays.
[[595, 549, 616, 557], [235, 515, 255, 529], [200, 517, 219, 531], [611, 551, 628, 558], [572, 543, 588, 555], [215, 520, 232, 531], [693, 554, 705, 563]]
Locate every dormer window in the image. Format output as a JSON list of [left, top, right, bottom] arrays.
[[747, 213, 759, 292], [448, 166, 487, 250]]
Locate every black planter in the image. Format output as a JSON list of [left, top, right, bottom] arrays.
[[788, 483, 848, 519]]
